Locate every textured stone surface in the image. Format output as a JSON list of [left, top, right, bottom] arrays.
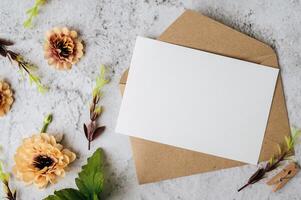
[[0, 0, 301, 199]]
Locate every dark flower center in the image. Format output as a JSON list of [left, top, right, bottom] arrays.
[[33, 155, 54, 170], [56, 41, 71, 57], [52, 36, 73, 58]]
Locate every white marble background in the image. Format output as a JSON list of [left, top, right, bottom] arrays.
[[0, 0, 301, 199]]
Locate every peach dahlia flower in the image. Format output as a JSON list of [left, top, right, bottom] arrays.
[[44, 27, 84, 70], [13, 133, 76, 188]]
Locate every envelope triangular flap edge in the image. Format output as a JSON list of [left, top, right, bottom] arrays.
[[119, 10, 290, 184]]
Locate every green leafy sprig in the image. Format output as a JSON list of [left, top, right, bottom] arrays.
[[238, 128, 301, 192], [84, 65, 110, 150], [0, 38, 48, 93], [0, 160, 16, 200], [44, 148, 104, 200], [24, 0, 47, 28]]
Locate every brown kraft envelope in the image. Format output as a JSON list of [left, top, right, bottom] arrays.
[[119, 10, 290, 184]]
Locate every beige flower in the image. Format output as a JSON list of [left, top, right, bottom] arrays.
[[13, 133, 76, 188], [44, 27, 84, 70], [0, 80, 13, 117]]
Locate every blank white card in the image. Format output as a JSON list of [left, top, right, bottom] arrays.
[[116, 36, 279, 164]]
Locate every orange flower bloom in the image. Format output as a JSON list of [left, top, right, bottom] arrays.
[[13, 133, 76, 188], [44, 27, 84, 70]]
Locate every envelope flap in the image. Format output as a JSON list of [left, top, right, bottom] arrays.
[[158, 10, 277, 67]]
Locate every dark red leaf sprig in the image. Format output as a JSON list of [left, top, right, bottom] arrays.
[[83, 65, 109, 150]]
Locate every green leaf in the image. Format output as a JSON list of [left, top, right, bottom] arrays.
[[277, 144, 282, 155], [75, 148, 104, 199], [23, 18, 33, 28], [94, 106, 102, 116], [44, 189, 85, 200], [285, 136, 291, 149], [32, 6, 39, 16], [26, 8, 35, 14], [0, 161, 9, 182], [28, 71, 48, 94], [37, 0, 47, 5], [292, 127, 301, 144], [268, 156, 275, 165], [44, 196, 59, 200]]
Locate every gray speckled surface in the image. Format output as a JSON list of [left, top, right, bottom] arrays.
[[0, 0, 301, 199]]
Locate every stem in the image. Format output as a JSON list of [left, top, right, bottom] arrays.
[[237, 183, 250, 192], [40, 114, 53, 133], [4, 180, 16, 200], [87, 121, 95, 151]]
